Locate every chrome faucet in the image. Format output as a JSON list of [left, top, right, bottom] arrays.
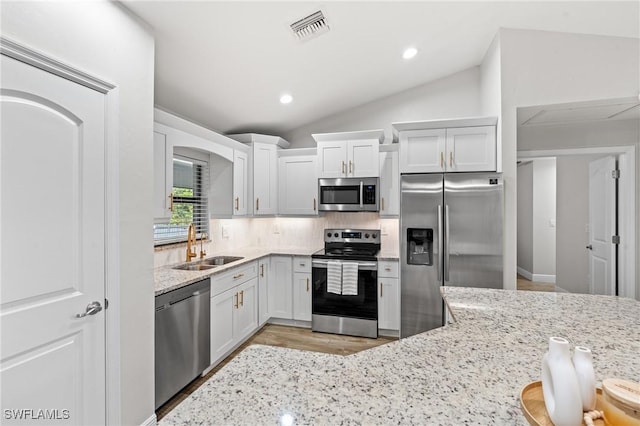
[[186, 223, 197, 262]]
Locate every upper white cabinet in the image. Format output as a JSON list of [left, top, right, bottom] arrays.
[[393, 117, 498, 173], [379, 147, 399, 217], [232, 150, 248, 216], [228, 133, 290, 216], [313, 129, 384, 178], [153, 128, 173, 221], [278, 149, 318, 216]]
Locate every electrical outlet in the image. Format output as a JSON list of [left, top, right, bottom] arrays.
[[222, 225, 229, 239], [273, 223, 280, 234]]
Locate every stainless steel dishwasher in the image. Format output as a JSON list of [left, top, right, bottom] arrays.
[[155, 278, 210, 409]]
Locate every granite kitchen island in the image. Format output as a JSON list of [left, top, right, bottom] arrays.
[[159, 288, 639, 425]]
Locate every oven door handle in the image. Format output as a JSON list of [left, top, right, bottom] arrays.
[[312, 259, 377, 270]]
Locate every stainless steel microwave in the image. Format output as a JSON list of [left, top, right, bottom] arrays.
[[318, 177, 379, 212]]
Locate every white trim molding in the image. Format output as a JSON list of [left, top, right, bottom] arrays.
[[1, 37, 122, 425], [140, 414, 157, 426]]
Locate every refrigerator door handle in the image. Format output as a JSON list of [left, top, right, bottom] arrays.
[[445, 204, 450, 282], [437, 205, 443, 281]]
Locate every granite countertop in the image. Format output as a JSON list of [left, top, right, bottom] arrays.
[[159, 287, 639, 425], [155, 246, 397, 296]]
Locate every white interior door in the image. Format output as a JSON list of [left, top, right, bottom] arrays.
[[587, 155, 617, 295], [1, 54, 106, 424]]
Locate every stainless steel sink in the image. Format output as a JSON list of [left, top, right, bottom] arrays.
[[172, 262, 217, 271], [201, 256, 244, 266], [172, 256, 243, 271]]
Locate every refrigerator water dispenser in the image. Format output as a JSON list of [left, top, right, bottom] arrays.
[[407, 228, 433, 265]]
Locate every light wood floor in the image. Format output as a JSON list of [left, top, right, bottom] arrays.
[[516, 274, 556, 292], [156, 325, 397, 421]]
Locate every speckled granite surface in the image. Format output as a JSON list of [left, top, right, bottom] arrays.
[[154, 246, 321, 295], [159, 287, 639, 425]]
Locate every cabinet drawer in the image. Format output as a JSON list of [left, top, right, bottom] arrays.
[[378, 260, 399, 278], [293, 256, 312, 273], [211, 261, 258, 297]]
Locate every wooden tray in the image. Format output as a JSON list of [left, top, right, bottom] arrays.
[[520, 381, 605, 426]]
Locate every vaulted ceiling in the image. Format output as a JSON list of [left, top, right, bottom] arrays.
[[122, 1, 640, 137]]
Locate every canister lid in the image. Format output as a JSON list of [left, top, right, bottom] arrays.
[[602, 378, 640, 410]]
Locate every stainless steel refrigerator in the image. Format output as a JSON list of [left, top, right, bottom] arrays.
[[400, 173, 503, 338]]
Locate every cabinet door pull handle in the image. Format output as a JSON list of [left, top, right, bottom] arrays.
[[380, 282, 383, 297], [256, 198, 259, 211], [239, 290, 244, 306], [235, 197, 239, 211], [381, 197, 385, 211], [306, 278, 310, 292], [313, 198, 316, 211], [260, 264, 264, 277], [341, 160, 345, 175], [440, 152, 444, 169], [234, 293, 238, 309], [233, 273, 244, 280], [349, 160, 353, 175], [449, 152, 453, 168], [168, 193, 174, 212]]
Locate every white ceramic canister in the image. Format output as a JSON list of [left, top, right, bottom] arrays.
[[541, 336, 583, 426], [573, 346, 597, 411]]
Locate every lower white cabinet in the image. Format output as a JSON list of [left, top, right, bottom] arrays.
[[258, 257, 270, 326], [378, 260, 399, 331], [268, 256, 293, 319], [210, 262, 258, 365], [292, 256, 312, 321]]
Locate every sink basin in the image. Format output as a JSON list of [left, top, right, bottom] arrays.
[[201, 256, 244, 266], [172, 262, 217, 271]]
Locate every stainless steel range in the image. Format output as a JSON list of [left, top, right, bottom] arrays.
[[311, 229, 380, 338]]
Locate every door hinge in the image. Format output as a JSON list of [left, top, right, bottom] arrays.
[[104, 298, 109, 310], [612, 170, 620, 179], [612, 235, 621, 244]]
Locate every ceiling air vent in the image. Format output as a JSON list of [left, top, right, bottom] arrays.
[[290, 10, 330, 41]]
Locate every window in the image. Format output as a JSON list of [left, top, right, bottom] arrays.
[[154, 154, 209, 245]]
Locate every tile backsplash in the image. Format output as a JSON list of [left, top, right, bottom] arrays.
[[154, 213, 399, 267]]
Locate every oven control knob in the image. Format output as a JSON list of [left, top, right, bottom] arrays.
[[372, 233, 377, 239], [327, 232, 332, 238], [365, 233, 370, 238], [334, 233, 339, 237]]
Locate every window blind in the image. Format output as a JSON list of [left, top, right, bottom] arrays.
[[154, 155, 209, 245]]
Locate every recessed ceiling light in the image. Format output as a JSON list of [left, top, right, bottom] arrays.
[[403, 47, 418, 60], [280, 94, 293, 104]]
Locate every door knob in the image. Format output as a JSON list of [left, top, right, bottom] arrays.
[[76, 301, 103, 318], [586, 245, 593, 250]]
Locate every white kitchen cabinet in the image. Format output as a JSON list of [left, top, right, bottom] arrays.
[[153, 129, 173, 221], [292, 256, 312, 322], [378, 260, 399, 332], [251, 143, 278, 215], [258, 257, 270, 326], [379, 148, 399, 217], [394, 117, 497, 173], [445, 126, 496, 172], [268, 255, 293, 320], [210, 261, 259, 365], [232, 150, 248, 216], [278, 153, 318, 215], [313, 130, 384, 178]]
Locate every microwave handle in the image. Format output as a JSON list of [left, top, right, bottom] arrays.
[[360, 181, 363, 208]]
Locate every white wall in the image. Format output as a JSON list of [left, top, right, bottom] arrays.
[[500, 28, 640, 292], [532, 158, 556, 278], [282, 67, 482, 148], [517, 162, 534, 274], [0, 2, 156, 424]]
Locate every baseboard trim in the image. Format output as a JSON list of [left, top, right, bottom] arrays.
[[517, 267, 533, 281], [140, 413, 157, 426], [532, 274, 556, 284]]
